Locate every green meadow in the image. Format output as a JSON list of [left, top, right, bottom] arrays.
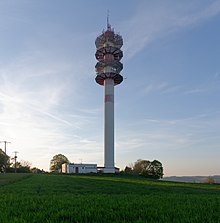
[[0, 173, 219, 223]]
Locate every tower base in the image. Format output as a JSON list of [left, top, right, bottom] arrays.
[[103, 167, 116, 173]]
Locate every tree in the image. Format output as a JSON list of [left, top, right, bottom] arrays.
[[11, 160, 31, 173], [133, 159, 163, 179], [203, 176, 215, 184], [133, 159, 151, 175], [124, 166, 133, 173], [31, 167, 45, 174], [0, 149, 10, 173], [50, 154, 70, 172]]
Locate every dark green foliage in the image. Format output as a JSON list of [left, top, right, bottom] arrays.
[[0, 149, 10, 173], [0, 174, 219, 222], [31, 167, 45, 173], [11, 161, 31, 173], [49, 154, 70, 172], [124, 166, 132, 173], [133, 159, 164, 179]]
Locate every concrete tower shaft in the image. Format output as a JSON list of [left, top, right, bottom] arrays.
[[95, 21, 123, 173], [104, 78, 114, 172]]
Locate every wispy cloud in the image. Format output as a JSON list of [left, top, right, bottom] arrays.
[[116, 111, 220, 175], [214, 72, 220, 79], [140, 75, 220, 96], [183, 88, 206, 95], [121, 1, 220, 58], [183, 79, 220, 95], [0, 44, 100, 170], [143, 82, 181, 95]]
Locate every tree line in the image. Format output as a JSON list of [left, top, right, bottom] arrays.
[[124, 159, 164, 179], [0, 149, 44, 173], [1, 149, 164, 179], [49, 154, 164, 179]]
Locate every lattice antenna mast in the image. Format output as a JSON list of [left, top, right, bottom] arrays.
[[107, 10, 111, 31]]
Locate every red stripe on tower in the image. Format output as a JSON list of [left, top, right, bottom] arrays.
[[105, 94, 114, 103]]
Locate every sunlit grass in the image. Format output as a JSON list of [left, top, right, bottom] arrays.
[[0, 173, 219, 222]]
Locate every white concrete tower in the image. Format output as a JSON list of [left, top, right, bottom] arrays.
[[95, 19, 123, 173]]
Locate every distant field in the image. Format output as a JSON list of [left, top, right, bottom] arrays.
[[163, 175, 220, 183], [0, 173, 219, 223]]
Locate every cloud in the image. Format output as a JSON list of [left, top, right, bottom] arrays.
[[0, 45, 99, 170], [116, 111, 220, 174], [143, 82, 181, 95], [140, 76, 220, 96], [120, 1, 220, 58], [0, 3, 103, 169], [183, 79, 220, 95], [183, 88, 205, 95], [214, 72, 220, 78]]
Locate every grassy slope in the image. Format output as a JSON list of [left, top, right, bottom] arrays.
[[0, 174, 219, 223], [0, 173, 32, 186]]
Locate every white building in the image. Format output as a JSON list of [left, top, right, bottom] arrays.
[[62, 163, 97, 174]]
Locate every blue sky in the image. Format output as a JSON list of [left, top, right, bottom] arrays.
[[0, 0, 219, 176]]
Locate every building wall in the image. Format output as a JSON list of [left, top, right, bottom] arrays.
[[62, 163, 67, 173], [62, 163, 97, 174]]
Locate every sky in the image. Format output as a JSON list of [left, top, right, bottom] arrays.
[[0, 0, 219, 176]]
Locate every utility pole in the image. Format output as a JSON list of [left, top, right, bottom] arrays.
[[13, 151, 18, 173], [0, 141, 11, 173]]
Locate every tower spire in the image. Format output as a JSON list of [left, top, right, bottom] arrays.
[[107, 10, 111, 30]]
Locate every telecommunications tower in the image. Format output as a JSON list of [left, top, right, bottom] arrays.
[[95, 17, 123, 173]]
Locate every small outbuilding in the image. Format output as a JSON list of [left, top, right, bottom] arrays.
[[62, 163, 97, 174]]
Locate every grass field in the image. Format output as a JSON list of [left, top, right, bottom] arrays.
[[0, 173, 219, 223]]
